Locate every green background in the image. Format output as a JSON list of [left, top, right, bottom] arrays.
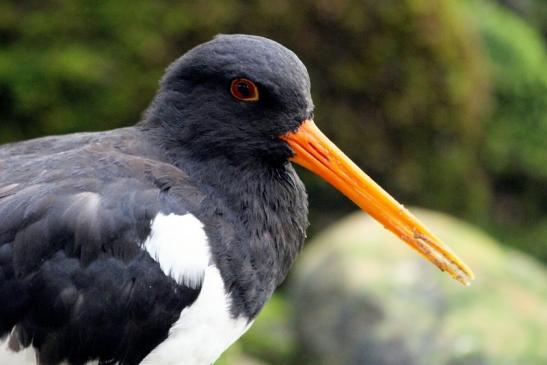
[[1, 0, 546, 363]]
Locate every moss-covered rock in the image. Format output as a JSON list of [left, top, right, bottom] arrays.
[[290, 209, 547, 365]]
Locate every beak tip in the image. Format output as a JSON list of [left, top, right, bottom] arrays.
[[454, 267, 475, 286]]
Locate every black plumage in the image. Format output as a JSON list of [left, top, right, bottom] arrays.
[[0, 35, 310, 364]]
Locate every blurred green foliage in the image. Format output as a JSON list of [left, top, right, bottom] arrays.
[[494, 0, 547, 39], [218, 294, 296, 365], [0, 0, 545, 263], [467, 1, 547, 262]]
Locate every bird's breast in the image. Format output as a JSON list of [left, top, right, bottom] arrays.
[[142, 213, 252, 365]]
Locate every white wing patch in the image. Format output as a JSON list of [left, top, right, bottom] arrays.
[[0, 340, 36, 365], [144, 213, 210, 288], [0, 340, 100, 365]]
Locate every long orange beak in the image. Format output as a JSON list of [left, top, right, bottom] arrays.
[[282, 120, 474, 285]]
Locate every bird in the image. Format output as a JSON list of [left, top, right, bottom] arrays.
[[0, 34, 473, 365]]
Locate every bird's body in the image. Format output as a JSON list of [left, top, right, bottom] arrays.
[[0, 123, 307, 364], [0, 34, 473, 365], [0, 35, 310, 364]]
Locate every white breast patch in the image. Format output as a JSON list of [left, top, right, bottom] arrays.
[[144, 213, 210, 288], [142, 213, 252, 365]]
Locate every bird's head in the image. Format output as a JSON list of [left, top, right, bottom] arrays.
[[145, 34, 474, 285], [147, 34, 313, 165]]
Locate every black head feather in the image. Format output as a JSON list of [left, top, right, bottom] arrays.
[[142, 34, 314, 165]]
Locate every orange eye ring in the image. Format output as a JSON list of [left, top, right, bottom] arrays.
[[230, 78, 259, 102]]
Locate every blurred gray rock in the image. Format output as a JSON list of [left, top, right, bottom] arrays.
[[289, 209, 547, 365]]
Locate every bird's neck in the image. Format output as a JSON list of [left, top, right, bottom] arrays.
[[138, 123, 309, 318], [188, 157, 310, 317]]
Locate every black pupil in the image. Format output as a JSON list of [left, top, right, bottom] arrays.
[[237, 82, 252, 98]]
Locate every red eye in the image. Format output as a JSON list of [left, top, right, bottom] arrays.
[[230, 78, 259, 101]]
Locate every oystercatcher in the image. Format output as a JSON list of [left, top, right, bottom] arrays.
[[0, 35, 473, 365]]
